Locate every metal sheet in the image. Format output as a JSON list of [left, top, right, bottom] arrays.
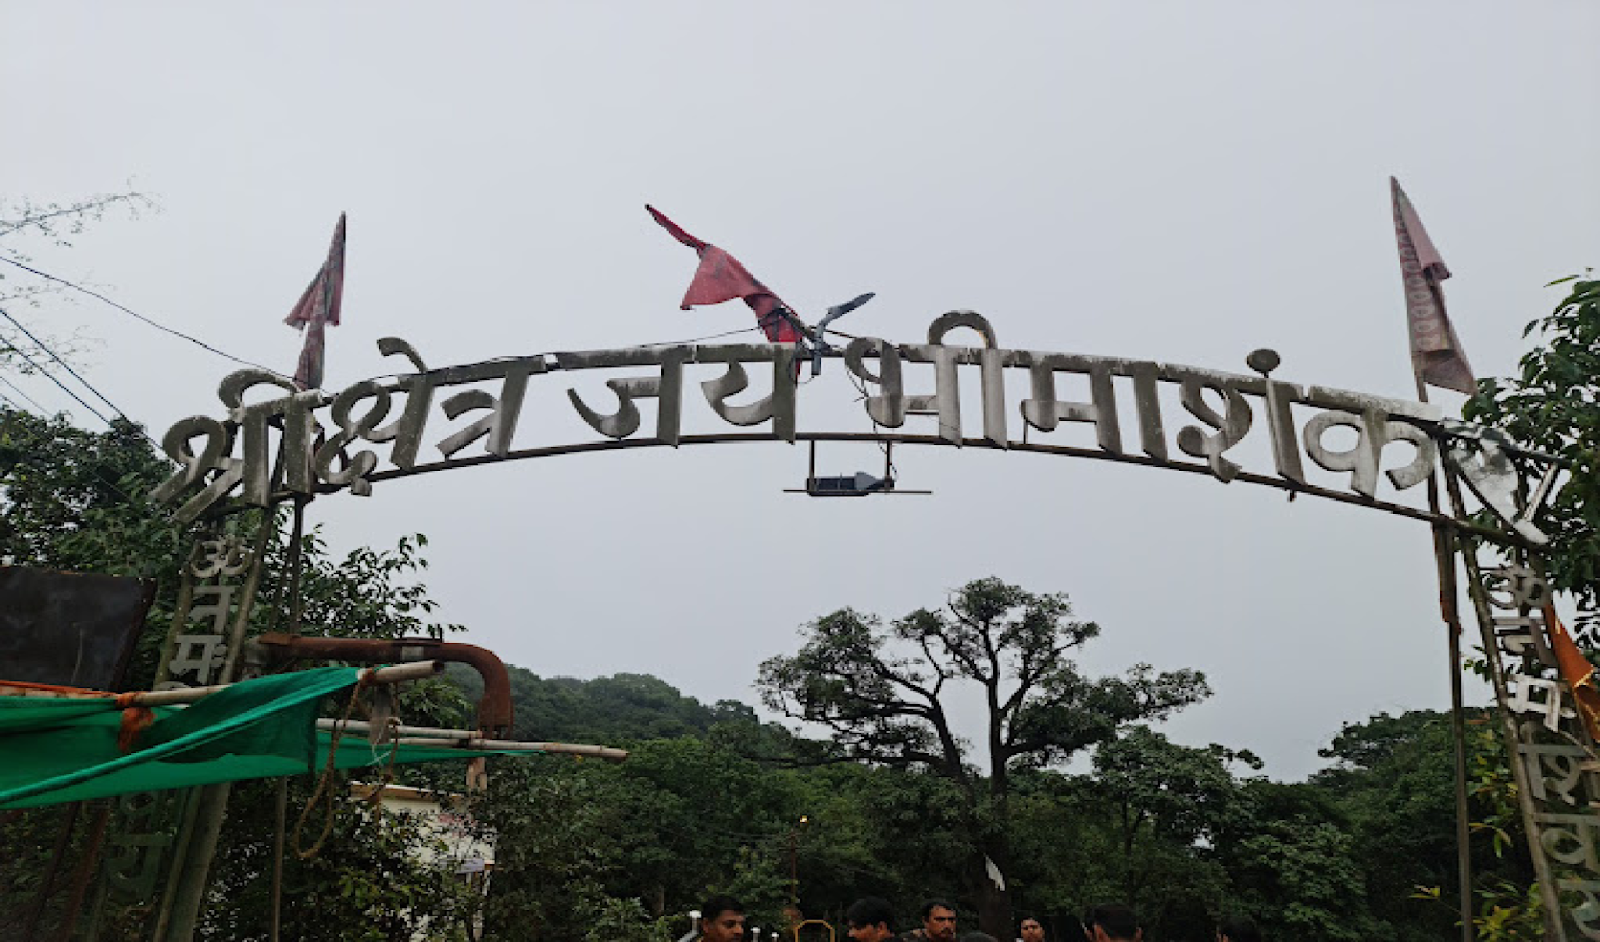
[[0, 566, 155, 690]]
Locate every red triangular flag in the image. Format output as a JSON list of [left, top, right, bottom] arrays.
[[1391, 179, 1474, 394], [285, 213, 346, 389], [646, 205, 802, 344]]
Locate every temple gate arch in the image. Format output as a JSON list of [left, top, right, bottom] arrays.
[[143, 311, 1595, 938]]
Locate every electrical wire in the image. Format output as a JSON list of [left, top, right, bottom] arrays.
[[0, 304, 167, 454], [0, 370, 50, 414], [0, 330, 111, 425], [0, 253, 288, 377], [636, 326, 762, 348], [0, 305, 132, 425]]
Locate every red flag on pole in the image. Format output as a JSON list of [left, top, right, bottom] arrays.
[[285, 213, 346, 390], [646, 205, 804, 344], [1391, 179, 1475, 395]]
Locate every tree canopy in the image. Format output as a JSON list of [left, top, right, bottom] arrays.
[[758, 577, 1209, 937], [1465, 274, 1600, 610]]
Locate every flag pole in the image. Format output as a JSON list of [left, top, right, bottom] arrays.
[[1393, 177, 1474, 939], [1415, 375, 1476, 942]]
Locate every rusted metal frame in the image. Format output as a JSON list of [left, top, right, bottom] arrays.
[[254, 634, 512, 738], [342, 429, 1530, 546], [1445, 463, 1569, 941]]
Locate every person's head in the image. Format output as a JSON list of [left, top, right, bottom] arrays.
[[699, 895, 746, 942], [1084, 904, 1140, 942], [1217, 915, 1261, 942], [1019, 915, 1046, 942], [846, 896, 896, 942], [920, 900, 958, 942]]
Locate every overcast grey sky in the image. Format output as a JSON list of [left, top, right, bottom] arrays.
[[4, 3, 1597, 778]]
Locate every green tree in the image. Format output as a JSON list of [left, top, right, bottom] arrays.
[[473, 736, 801, 940], [450, 666, 738, 743], [201, 785, 484, 942], [756, 577, 1209, 937], [0, 409, 180, 579], [1464, 274, 1600, 608], [1083, 727, 1254, 937]]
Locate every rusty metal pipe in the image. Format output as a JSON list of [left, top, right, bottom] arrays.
[[255, 634, 513, 737]]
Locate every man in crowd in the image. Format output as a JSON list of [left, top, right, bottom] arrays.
[[845, 897, 897, 941], [1083, 904, 1140, 942], [1019, 915, 1046, 942], [903, 900, 958, 942], [1217, 915, 1261, 942], [699, 895, 747, 942]]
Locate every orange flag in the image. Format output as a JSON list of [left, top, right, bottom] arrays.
[[1545, 605, 1600, 743]]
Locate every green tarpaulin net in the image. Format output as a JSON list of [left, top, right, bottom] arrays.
[[0, 667, 515, 808]]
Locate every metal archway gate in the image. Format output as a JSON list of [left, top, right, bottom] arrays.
[[133, 311, 1595, 939]]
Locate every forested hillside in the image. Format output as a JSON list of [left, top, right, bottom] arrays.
[[436, 665, 1511, 942], [445, 664, 760, 743]]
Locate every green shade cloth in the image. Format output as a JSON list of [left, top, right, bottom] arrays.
[[0, 667, 516, 808]]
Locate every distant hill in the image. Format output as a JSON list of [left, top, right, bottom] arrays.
[[446, 663, 759, 743]]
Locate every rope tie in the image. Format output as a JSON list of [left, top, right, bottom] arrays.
[[292, 674, 373, 859], [363, 718, 403, 805]]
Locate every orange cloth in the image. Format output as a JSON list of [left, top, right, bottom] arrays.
[[1546, 606, 1600, 743], [113, 692, 156, 753]]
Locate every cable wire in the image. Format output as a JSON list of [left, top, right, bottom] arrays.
[[0, 370, 50, 414], [0, 304, 167, 454], [0, 253, 288, 377], [634, 326, 762, 348], [0, 305, 132, 424], [0, 338, 111, 425]]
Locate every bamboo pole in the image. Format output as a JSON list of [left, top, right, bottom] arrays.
[[400, 737, 626, 761], [129, 661, 445, 707]]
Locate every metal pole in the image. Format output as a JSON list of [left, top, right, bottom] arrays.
[[159, 516, 274, 942], [1444, 467, 1569, 941], [20, 802, 81, 938], [1435, 512, 1475, 942], [272, 494, 309, 942], [1416, 377, 1475, 942], [54, 801, 111, 942]]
